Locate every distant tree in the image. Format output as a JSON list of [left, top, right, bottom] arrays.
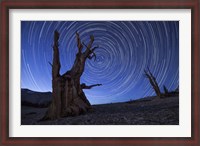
[[144, 67, 162, 97], [163, 85, 168, 93], [144, 68, 179, 98], [42, 30, 101, 120], [163, 85, 169, 96]]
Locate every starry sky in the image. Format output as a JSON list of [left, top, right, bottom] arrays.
[[21, 21, 179, 105]]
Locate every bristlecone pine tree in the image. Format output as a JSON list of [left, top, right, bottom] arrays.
[[144, 68, 179, 98], [144, 67, 162, 97], [42, 30, 101, 120]]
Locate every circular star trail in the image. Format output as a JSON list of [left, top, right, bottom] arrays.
[[21, 21, 179, 104]]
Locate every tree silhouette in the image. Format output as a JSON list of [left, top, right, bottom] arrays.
[[144, 67, 161, 97], [42, 30, 101, 120], [163, 85, 169, 95], [144, 68, 179, 98]]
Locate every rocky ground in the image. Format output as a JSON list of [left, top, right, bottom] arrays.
[[21, 95, 179, 125]]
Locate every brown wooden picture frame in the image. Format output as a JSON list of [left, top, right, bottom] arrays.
[[0, 0, 199, 145]]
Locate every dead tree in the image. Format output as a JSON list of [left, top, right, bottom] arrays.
[[42, 30, 101, 120], [163, 85, 169, 94], [163, 85, 179, 97], [144, 67, 162, 97]]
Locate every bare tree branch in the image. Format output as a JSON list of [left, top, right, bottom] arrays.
[[83, 35, 95, 56], [76, 32, 83, 53], [81, 83, 102, 89], [88, 52, 97, 61]]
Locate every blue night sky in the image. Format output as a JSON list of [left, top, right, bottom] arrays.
[[21, 21, 179, 105]]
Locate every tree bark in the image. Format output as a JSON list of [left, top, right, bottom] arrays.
[[42, 30, 99, 120]]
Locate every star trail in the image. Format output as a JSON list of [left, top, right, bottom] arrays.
[[21, 21, 179, 104]]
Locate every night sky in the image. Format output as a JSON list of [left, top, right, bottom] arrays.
[[21, 21, 179, 105]]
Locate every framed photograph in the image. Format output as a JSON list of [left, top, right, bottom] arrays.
[[1, 0, 199, 145]]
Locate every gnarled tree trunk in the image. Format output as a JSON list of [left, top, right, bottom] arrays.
[[42, 30, 100, 120]]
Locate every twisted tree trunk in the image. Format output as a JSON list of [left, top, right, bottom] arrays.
[[42, 30, 100, 120]]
